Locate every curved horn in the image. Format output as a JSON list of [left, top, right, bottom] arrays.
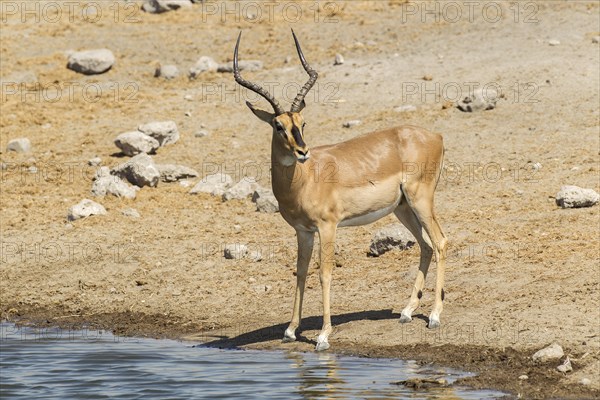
[[234, 32, 284, 115], [290, 29, 319, 113]]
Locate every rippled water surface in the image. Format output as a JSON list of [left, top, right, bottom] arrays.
[[0, 323, 504, 399]]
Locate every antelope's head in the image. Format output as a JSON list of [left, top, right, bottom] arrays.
[[233, 30, 318, 164]]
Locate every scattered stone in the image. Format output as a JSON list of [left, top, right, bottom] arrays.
[[422, 75, 433, 81], [253, 284, 272, 293], [137, 121, 179, 146], [154, 64, 179, 80], [157, 164, 199, 182], [248, 277, 257, 283], [194, 130, 210, 138], [252, 187, 279, 213], [556, 357, 572, 373], [457, 88, 498, 112], [233, 224, 242, 233], [217, 60, 263, 73], [334, 53, 344, 65], [188, 56, 219, 78], [7, 138, 31, 153], [531, 162, 542, 171], [92, 167, 138, 199], [142, 0, 192, 13], [284, 55, 292, 64], [392, 378, 448, 389], [394, 105, 417, 113], [121, 208, 140, 218], [518, 375, 528, 380], [67, 49, 115, 75], [28, 166, 37, 174], [248, 250, 262, 262], [368, 224, 416, 257], [224, 244, 248, 260], [555, 185, 599, 208], [0, 70, 38, 84], [112, 153, 160, 188], [88, 157, 102, 166], [179, 180, 193, 188], [548, 39, 561, 46], [190, 173, 233, 196], [114, 131, 160, 156], [532, 343, 564, 363], [223, 179, 259, 201], [593, 36, 600, 44], [343, 120, 361, 128], [580, 378, 591, 386], [184, 111, 192, 117], [184, 94, 194, 101], [67, 199, 107, 221]]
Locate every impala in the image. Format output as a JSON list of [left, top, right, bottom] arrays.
[[233, 30, 448, 351]]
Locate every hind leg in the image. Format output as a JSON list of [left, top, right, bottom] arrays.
[[401, 184, 448, 329], [394, 201, 433, 323]]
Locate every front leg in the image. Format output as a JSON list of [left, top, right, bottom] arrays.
[[283, 230, 314, 342], [315, 223, 337, 351]]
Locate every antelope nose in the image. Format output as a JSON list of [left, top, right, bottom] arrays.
[[296, 149, 308, 156]]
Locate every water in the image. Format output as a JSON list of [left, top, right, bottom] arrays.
[[0, 323, 504, 399]]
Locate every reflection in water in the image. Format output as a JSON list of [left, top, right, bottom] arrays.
[[0, 323, 504, 399], [285, 350, 493, 400]]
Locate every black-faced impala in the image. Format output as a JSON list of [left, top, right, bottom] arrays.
[[233, 30, 448, 351]]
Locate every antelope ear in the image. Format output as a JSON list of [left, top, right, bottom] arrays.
[[246, 101, 275, 124], [296, 99, 306, 113]]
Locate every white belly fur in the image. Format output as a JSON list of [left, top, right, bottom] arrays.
[[338, 199, 400, 228]]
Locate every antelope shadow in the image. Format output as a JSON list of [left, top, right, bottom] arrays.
[[199, 309, 427, 349]]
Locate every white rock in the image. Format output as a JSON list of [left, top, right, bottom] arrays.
[[248, 250, 262, 262], [518, 375, 528, 380], [334, 53, 344, 65], [532, 343, 564, 363], [223, 179, 259, 201], [7, 138, 31, 153], [580, 378, 591, 386], [114, 131, 160, 156], [157, 164, 199, 182], [137, 121, 179, 146], [0, 70, 37, 84], [67, 49, 115, 75], [189, 56, 218, 78], [548, 39, 561, 46], [556, 186, 599, 208], [194, 130, 210, 138], [121, 208, 140, 218], [190, 173, 233, 196], [142, 0, 192, 13], [556, 357, 572, 373], [155, 64, 179, 79], [224, 244, 248, 260], [112, 153, 160, 188], [252, 187, 279, 213], [593, 36, 600, 44], [217, 60, 263, 73], [67, 199, 107, 221], [457, 88, 498, 112], [88, 157, 102, 166], [368, 224, 416, 257], [343, 120, 361, 128], [91, 167, 138, 199], [394, 105, 417, 113]]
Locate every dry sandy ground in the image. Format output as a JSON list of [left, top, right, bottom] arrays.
[[1, 1, 599, 398]]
